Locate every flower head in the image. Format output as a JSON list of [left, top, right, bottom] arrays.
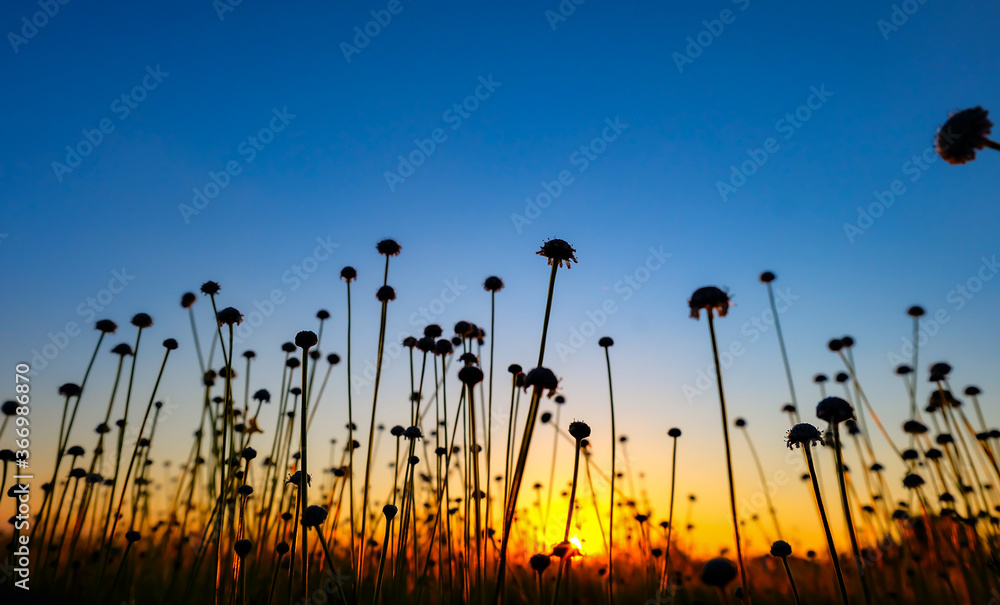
[[786, 423, 824, 449], [759, 271, 776, 283], [376, 239, 401, 257], [688, 286, 730, 319], [700, 557, 737, 587], [383, 504, 398, 520], [340, 266, 357, 282], [524, 367, 559, 397], [769, 540, 792, 557], [95, 319, 118, 334], [569, 421, 591, 440], [216, 307, 243, 326], [458, 365, 484, 386], [376, 285, 396, 302], [816, 396, 855, 424], [111, 343, 133, 357], [181, 292, 197, 308], [536, 238, 578, 269], [936, 106, 997, 165], [234, 539, 252, 557], [59, 383, 82, 398], [295, 330, 318, 349], [200, 281, 221, 296], [668, 427, 681, 438], [163, 338, 179, 350], [598, 336, 614, 348], [302, 505, 328, 527], [529, 553, 551, 573], [483, 276, 504, 292]]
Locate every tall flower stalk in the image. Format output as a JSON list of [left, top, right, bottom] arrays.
[[688, 286, 749, 603]]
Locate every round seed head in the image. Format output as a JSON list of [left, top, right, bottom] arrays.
[[125, 530, 141, 543], [936, 106, 996, 164], [59, 383, 82, 398], [376, 239, 401, 256], [786, 423, 824, 449], [66, 445, 85, 457], [734, 418, 746, 428], [131, 313, 153, 329], [816, 396, 855, 424], [483, 276, 504, 292], [295, 330, 318, 349], [508, 363, 522, 375], [253, 389, 271, 403], [458, 365, 484, 385], [524, 367, 559, 397], [895, 364, 912, 375], [835, 372, 849, 383], [569, 421, 591, 440], [111, 343, 133, 357], [327, 353, 341, 365], [759, 271, 776, 283], [95, 319, 118, 333], [301, 505, 328, 527], [383, 504, 398, 520], [316, 309, 330, 320], [216, 307, 243, 326], [813, 373, 828, 384], [200, 281, 221, 296], [668, 428, 681, 438], [163, 338, 179, 350], [827, 338, 843, 352], [276, 541, 290, 555], [782, 404, 796, 414], [376, 285, 396, 302], [903, 420, 928, 435], [688, 286, 730, 319], [598, 336, 614, 348], [965, 385, 982, 396], [234, 539, 252, 557], [340, 266, 357, 282], [769, 540, 792, 557], [537, 238, 578, 268], [907, 305, 926, 317], [529, 553, 551, 573], [181, 292, 197, 308], [903, 474, 925, 489], [700, 557, 738, 587]]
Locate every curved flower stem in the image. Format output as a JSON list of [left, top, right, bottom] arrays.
[[494, 262, 560, 604], [765, 281, 797, 409], [780, 557, 801, 605], [604, 346, 617, 605], [705, 312, 750, 604], [803, 445, 850, 605], [659, 435, 678, 593], [832, 423, 870, 605]]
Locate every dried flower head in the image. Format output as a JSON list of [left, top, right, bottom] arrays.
[[816, 396, 855, 424], [537, 238, 578, 268], [688, 286, 730, 319], [302, 505, 328, 527], [903, 474, 925, 489], [668, 427, 681, 438], [295, 330, 318, 349], [700, 557, 738, 587], [376, 285, 396, 302], [598, 336, 614, 348], [458, 365, 484, 385], [95, 319, 118, 333], [216, 307, 243, 326], [200, 281, 221, 296], [782, 404, 796, 414], [58, 383, 82, 398], [376, 239, 401, 256], [529, 553, 551, 573], [163, 338, 179, 350], [524, 367, 559, 397], [569, 421, 591, 440], [131, 313, 153, 329], [759, 271, 776, 283], [769, 540, 792, 557], [484, 276, 504, 292], [936, 106, 999, 165], [895, 364, 912, 376], [111, 343, 133, 357], [786, 423, 824, 449]]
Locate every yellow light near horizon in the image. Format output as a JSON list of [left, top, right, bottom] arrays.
[[570, 535, 584, 555]]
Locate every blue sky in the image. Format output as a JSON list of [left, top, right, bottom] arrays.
[[2, 0, 1000, 550]]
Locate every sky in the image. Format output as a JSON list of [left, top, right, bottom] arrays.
[[2, 0, 1000, 557]]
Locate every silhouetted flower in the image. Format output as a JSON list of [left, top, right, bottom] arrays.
[[181, 292, 197, 308], [524, 367, 559, 397], [125, 530, 141, 543], [936, 106, 1000, 165], [111, 343, 133, 356], [217, 307, 243, 326], [340, 267, 357, 282], [376, 239, 401, 256], [569, 421, 591, 440], [786, 423, 824, 449], [759, 271, 776, 283], [769, 540, 792, 557], [816, 396, 855, 424], [537, 238, 578, 268], [131, 313, 153, 329], [529, 553, 551, 573], [383, 504, 398, 520], [163, 338, 178, 350], [59, 383, 81, 398], [598, 336, 614, 347], [376, 285, 396, 302], [95, 319, 118, 333], [484, 276, 504, 292], [200, 281, 221, 296], [701, 557, 737, 587], [458, 366, 484, 385], [295, 330, 318, 349], [302, 505, 328, 527], [668, 428, 681, 438], [688, 286, 730, 319]]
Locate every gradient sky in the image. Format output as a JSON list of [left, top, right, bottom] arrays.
[[3, 0, 1000, 556]]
